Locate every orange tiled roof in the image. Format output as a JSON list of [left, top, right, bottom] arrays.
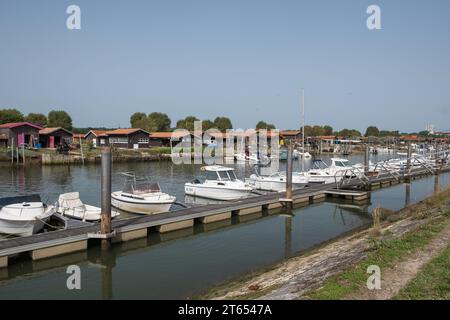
[[149, 131, 191, 139], [280, 130, 301, 136], [0, 122, 43, 130], [400, 135, 419, 140], [105, 128, 149, 135], [39, 127, 72, 135]]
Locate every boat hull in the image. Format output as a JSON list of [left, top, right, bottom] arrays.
[[0, 218, 47, 237], [185, 184, 252, 200], [247, 178, 307, 192], [111, 193, 174, 215], [0, 207, 54, 237], [57, 205, 120, 222]]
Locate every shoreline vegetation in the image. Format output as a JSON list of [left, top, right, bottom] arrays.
[[198, 186, 450, 300], [0, 146, 368, 166], [0, 146, 173, 165]]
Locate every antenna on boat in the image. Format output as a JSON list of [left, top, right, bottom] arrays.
[[301, 88, 305, 172]]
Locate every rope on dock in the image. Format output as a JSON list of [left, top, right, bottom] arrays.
[[173, 201, 190, 208], [37, 217, 66, 230]]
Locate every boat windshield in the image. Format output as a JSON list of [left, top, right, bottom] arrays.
[[227, 170, 238, 181], [206, 171, 219, 181], [217, 170, 236, 181], [205, 169, 237, 181], [335, 161, 347, 167]]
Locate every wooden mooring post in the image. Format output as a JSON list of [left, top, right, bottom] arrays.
[[405, 182, 411, 207], [284, 143, 293, 211], [11, 138, 14, 164], [364, 143, 369, 175], [405, 143, 412, 183], [363, 144, 371, 191], [101, 147, 113, 250]]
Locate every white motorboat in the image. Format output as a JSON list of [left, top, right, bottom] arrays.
[[246, 170, 309, 192], [56, 192, 120, 222], [0, 195, 54, 236], [185, 166, 253, 200], [301, 158, 360, 184], [111, 173, 176, 214], [298, 151, 312, 159], [235, 152, 259, 163], [279, 149, 299, 160]]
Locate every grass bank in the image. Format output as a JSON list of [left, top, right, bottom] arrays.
[[394, 244, 450, 299], [306, 211, 450, 299], [199, 186, 450, 300]]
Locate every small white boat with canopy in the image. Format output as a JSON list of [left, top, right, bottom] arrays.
[[111, 172, 176, 214], [246, 168, 309, 192], [185, 166, 253, 200], [301, 158, 361, 184], [56, 192, 120, 222], [0, 195, 54, 236]]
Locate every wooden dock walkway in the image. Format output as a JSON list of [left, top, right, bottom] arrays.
[[1, 164, 449, 268]]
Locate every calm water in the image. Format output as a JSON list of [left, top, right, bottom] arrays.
[[0, 155, 449, 299]]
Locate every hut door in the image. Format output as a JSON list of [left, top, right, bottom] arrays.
[[50, 136, 55, 148], [18, 133, 24, 146]]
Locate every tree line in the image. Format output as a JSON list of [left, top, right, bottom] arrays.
[[0, 108, 430, 138], [0, 108, 73, 130], [129, 112, 234, 132]]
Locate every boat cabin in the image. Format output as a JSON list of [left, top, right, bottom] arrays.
[[330, 158, 351, 168], [202, 166, 238, 181]]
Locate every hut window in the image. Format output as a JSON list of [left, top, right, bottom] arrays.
[[109, 137, 128, 144]]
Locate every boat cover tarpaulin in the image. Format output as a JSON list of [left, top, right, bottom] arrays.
[[0, 194, 42, 209]]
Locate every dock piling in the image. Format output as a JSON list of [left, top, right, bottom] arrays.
[[405, 183, 411, 207], [285, 143, 293, 211], [364, 143, 369, 175], [101, 147, 112, 250], [405, 143, 412, 182]]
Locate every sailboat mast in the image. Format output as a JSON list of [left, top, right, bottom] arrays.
[[301, 88, 305, 172]]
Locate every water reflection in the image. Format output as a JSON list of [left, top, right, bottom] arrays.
[[434, 175, 440, 193], [405, 183, 411, 207], [284, 215, 292, 258], [0, 160, 449, 299]]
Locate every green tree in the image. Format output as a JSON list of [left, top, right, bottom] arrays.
[[338, 128, 361, 137], [213, 117, 233, 132], [130, 112, 147, 128], [365, 126, 380, 137], [47, 110, 73, 130], [148, 112, 171, 132], [300, 125, 313, 137], [0, 108, 24, 124], [379, 130, 400, 137], [202, 119, 215, 131], [25, 113, 47, 127], [418, 130, 429, 136], [256, 121, 275, 130], [323, 125, 333, 136], [176, 116, 199, 132], [311, 125, 325, 136]]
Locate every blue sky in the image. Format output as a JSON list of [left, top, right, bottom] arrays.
[[0, 0, 449, 132]]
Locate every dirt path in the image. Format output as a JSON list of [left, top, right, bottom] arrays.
[[347, 222, 450, 300]]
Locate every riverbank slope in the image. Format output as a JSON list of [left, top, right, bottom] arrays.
[[200, 186, 450, 300]]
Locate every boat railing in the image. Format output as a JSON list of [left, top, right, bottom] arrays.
[[336, 167, 370, 189], [372, 160, 401, 181]]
